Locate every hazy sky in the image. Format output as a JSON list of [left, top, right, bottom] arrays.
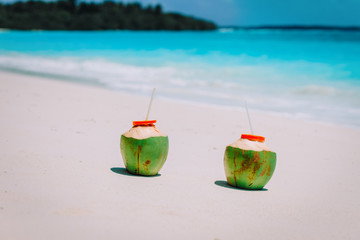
[[122, 0, 360, 26], [2, 0, 360, 26]]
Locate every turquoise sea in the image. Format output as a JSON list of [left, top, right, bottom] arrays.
[[1, 29, 360, 128]]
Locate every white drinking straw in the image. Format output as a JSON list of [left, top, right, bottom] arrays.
[[245, 100, 254, 135], [145, 88, 156, 121]]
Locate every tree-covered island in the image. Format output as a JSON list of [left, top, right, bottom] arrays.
[[0, 0, 217, 30]]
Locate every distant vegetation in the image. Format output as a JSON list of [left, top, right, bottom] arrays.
[[0, 0, 217, 30]]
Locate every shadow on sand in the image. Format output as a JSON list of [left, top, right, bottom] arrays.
[[110, 167, 161, 177], [214, 180, 268, 191]]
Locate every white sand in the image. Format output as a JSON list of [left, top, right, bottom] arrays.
[[1, 70, 359, 240]]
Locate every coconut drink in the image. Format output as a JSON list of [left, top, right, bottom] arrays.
[[121, 120, 169, 176], [223, 101, 276, 190], [224, 134, 276, 190], [120, 88, 169, 176]]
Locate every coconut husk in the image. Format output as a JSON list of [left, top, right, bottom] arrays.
[[229, 138, 273, 151], [122, 125, 167, 139]]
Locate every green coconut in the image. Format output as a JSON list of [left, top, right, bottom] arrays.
[[224, 137, 276, 190], [120, 125, 169, 176]]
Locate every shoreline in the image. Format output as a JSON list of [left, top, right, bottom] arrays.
[[1, 70, 360, 239], [0, 67, 358, 131]]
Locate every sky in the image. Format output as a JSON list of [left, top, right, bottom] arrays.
[[1, 0, 360, 26]]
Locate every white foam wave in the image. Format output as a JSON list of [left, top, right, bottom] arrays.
[[1, 53, 359, 128], [294, 85, 340, 96]]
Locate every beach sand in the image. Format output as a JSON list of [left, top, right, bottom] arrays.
[[1, 70, 359, 239]]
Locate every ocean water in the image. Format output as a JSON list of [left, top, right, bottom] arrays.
[[1, 29, 360, 128]]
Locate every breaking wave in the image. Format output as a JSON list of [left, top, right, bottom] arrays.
[[1, 52, 360, 128]]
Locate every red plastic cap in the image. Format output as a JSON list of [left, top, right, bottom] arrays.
[[133, 120, 156, 126], [241, 134, 265, 142]]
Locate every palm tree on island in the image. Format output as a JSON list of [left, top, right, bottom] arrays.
[[0, 0, 217, 30]]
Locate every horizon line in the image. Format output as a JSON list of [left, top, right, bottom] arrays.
[[219, 25, 360, 31]]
